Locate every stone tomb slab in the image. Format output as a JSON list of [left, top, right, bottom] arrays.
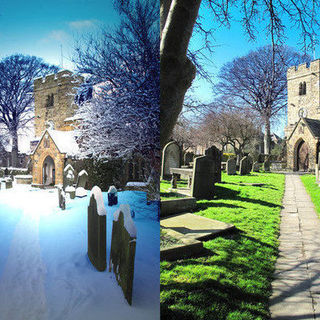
[[160, 213, 235, 241]]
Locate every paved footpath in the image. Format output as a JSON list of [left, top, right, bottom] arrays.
[[270, 173, 320, 320]]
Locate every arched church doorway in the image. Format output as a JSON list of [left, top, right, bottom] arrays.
[[42, 156, 55, 186], [297, 140, 309, 171]]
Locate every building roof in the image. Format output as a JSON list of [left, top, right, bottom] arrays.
[[303, 118, 320, 138], [31, 129, 80, 157]]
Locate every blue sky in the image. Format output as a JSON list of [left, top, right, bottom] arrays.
[[189, 3, 320, 136], [0, 0, 119, 70]]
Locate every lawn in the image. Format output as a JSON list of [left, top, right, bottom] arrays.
[[301, 174, 320, 214], [160, 179, 188, 200], [161, 172, 285, 320]]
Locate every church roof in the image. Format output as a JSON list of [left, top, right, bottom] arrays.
[[31, 129, 80, 157], [287, 117, 320, 141], [303, 118, 320, 138]]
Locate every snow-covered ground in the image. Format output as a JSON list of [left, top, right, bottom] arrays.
[[0, 184, 160, 320]]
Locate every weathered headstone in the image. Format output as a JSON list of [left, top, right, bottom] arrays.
[[205, 146, 222, 183], [88, 186, 107, 272], [239, 156, 251, 175], [5, 178, 12, 189], [65, 185, 76, 199], [109, 204, 137, 305], [58, 186, 66, 210], [264, 158, 271, 172], [63, 164, 75, 189], [108, 185, 118, 206], [317, 153, 320, 183], [76, 169, 88, 188], [226, 157, 236, 175], [191, 155, 215, 199], [252, 162, 260, 172], [160, 141, 181, 180], [184, 152, 194, 166]]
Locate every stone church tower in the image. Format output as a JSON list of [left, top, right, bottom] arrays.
[[30, 70, 83, 186], [286, 60, 320, 171]]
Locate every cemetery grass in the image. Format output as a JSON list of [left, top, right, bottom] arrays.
[[301, 174, 320, 213], [160, 172, 285, 320], [160, 179, 188, 200]]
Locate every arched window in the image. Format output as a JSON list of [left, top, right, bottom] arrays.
[[299, 82, 307, 95], [45, 93, 54, 107]]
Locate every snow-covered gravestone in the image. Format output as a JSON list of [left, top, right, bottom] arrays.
[[76, 170, 88, 189], [109, 204, 137, 305], [108, 185, 118, 206], [65, 185, 76, 199], [5, 178, 12, 189], [63, 164, 75, 189], [88, 186, 107, 272], [58, 186, 66, 210]]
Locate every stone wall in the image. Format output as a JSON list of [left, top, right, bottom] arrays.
[[34, 70, 83, 137], [31, 133, 65, 185]]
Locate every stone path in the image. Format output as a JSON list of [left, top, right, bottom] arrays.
[[270, 173, 320, 320]]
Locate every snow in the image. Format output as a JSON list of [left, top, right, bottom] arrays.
[[78, 169, 88, 177], [32, 130, 80, 157], [113, 204, 137, 238], [65, 186, 76, 192], [0, 184, 159, 319], [15, 175, 33, 179], [90, 186, 107, 216], [75, 187, 87, 198], [64, 164, 74, 173], [126, 181, 148, 187], [108, 185, 117, 194], [1, 167, 28, 172]]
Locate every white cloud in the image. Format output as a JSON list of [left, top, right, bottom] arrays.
[[68, 20, 98, 30], [40, 30, 70, 43]]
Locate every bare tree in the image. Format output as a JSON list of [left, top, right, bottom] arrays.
[[160, 0, 320, 149], [199, 108, 261, 159], [73, 0, 159, 172], [214, 45, 310, 154], [0, 54, 58, 166]]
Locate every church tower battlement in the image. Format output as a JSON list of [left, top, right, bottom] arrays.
[[33, 70, 83, 137], [285, 59, 320, 138]]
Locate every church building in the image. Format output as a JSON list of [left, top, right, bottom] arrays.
[[30, 70, 83, 186], [285, 60, 320, 171]]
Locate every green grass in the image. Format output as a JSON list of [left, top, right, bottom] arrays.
[[301, 174, 320, 214], [160, 179, 188, 200], [161, 172, 285, 320]]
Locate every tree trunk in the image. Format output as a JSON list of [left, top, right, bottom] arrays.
[[264, 116, 271, 155], [11, 130, 18, 168], [160, 0, 202, 149]]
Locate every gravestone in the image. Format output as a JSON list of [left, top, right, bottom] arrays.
[[88, 186, 107, 272], [109, 204, 137, 305], [65, 186, 76, 199], [76, 169, 88, 188], [63, 164, 75, 189], [108, 185, 118, 206], [252, 162, 260, 172], [184, 152, 194, 166], [264, 158, 271, 172], [191, 155, 215, 199], [58, 186, 66, 210], [160, 141, 181, 180], [205, 146, 222, 183], [226, 157, 236, 175], [5, 178, 12, 189], [239, 156, 251, 175]]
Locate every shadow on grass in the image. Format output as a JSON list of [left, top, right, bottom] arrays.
[[160, 192, 185, 199], [214, 185, 282, 208]]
